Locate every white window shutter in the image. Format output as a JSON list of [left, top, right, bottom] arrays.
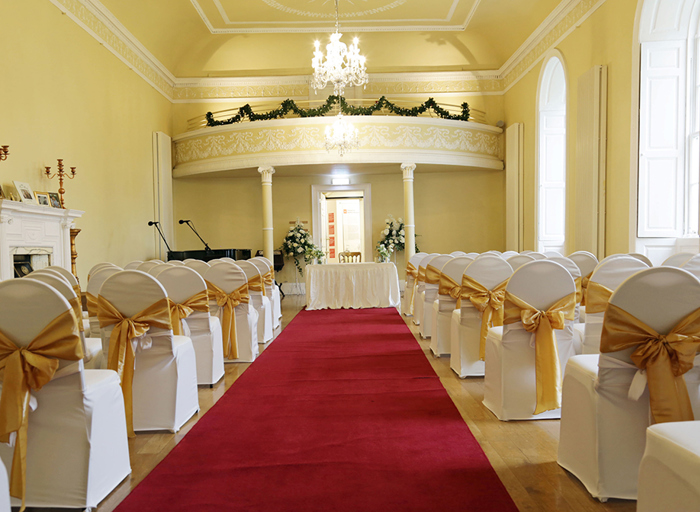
[[638, 40, 686, 238]]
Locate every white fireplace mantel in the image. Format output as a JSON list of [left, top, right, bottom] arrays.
[[0, 199, 84, 280]]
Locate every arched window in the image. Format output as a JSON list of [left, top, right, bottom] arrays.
[[537, 56, 567, 253]]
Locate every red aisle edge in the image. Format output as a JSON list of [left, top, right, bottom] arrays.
[[115, 307, 518, 512]]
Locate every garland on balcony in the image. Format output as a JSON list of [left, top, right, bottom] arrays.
[[205, 95, 470, 126]]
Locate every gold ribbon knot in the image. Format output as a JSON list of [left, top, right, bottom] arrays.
[[461, 276, 509, 360], [583, 281, 613, 315], [206, 281, 249, 360], [601, 303, 700, 423], [97, 296, 172, 437], [504, 291, 576, 414], [262, 269, 274, 289], [579, 271, 593, 306], [168, 290, 210, 336], [425, 264, 441, 285], [247, 273, 265, 297], [0, 309, 83, 510]]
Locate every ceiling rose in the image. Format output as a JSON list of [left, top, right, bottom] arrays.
[[261, 0, 407, 18]]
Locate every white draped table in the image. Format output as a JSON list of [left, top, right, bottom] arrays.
[[305, 262, 401, 310]]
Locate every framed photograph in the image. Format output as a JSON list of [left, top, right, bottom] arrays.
[[35, 192, 50, 207], [13, 181, 37, 204], [48, 192, 62, 209]]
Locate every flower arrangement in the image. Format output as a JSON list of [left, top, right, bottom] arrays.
[[280, 221, 324, 277], [376, 214, 418, 261]]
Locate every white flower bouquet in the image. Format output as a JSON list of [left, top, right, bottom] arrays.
[[280, 221, 324, 277], [376, 214, 418, 261]]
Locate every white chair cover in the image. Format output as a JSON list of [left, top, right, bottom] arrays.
[[547, 256, 583, 334], [99, 270, 199, 432], [34, 267, 90, 329], [527, 252, 547, 260], [136, 261, 161, 273], [87, 262, 118, 279], [252, 256, 282, 324], [483, 260, 576, 420], [0, 461, 9, 512], [466, 252, 479, 258], [413, 253, 439, 326], [582, 256, 648, 354], [422, 254, 453, 339], [506, 254, 535, 270], [662, 252, 696, 267], [168, 260, 186, 266], [86, 266, 121, 345], [450, 251, 468, 257], [204, 263, 259, 362], [249, 258, 281, 329], [124, 261, 143, 270], [502, 251, 519, 259], [682, 253, 700, 277], [184, 260, 211, 277], [544, 251, 563, 258], [148, 263, 175, 276], [430, 256, 474, 357], [638, 421, 700, 512], [629, 253, 653, 266], [157, 266, 225, 386], [401, 252, 427, 316], [236, 260, 273, 343], [558, 267, 700, 500], [0, 279, 130, 509], [450, 255, 511, 378]]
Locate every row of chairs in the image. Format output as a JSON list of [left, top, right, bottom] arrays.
[[402, 248, 700, 508]]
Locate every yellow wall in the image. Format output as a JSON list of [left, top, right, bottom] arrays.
[[504, 0, 638, 254], [1, 0, 172, 283]]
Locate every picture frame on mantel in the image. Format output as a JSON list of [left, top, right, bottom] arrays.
[[48, 192, 62, 209], [13, 181, 37, 205], [35, 192, 50, 207]]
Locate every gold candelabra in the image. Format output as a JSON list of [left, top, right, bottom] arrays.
[[0, 146, 9, 161], [44, 159, 77, 208]]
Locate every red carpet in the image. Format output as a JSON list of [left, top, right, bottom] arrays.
[[115, 308, 517, 511]]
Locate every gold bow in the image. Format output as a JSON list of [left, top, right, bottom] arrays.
[[461, 276, 509, 360], [425, 264, 441, 285], [262, 269, 274, 289], [86, 292, 99, 318], [601, 303, 700, 423], [417, 267, 426, 283], [439, 273, 462, 308], [0, 309, 83, 510], [579, 271, 593, 306], [168, 290, 210, 336], [247, 273, 265, 297], [406, 262, 418, 280], [97, 296, 172, 437], [406, 262, 419, 315], [206, 280, 249, 360], [504, 291, 576, 414], [584, 281, 613, 315], [68, 297, 84, 333]]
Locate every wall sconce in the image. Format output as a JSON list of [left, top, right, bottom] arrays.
[[45, 158, 77, 208], [0, 146, 8, 161]]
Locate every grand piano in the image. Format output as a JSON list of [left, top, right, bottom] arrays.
[[167, 249, 251, 262]]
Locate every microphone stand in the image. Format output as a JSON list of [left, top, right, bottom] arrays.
[[148, 221, 172, 252], [181, 220, 212, 252]]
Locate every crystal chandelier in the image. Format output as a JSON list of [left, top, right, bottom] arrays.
[[311, 0, 368, 97], [324, 114, 359, 157]]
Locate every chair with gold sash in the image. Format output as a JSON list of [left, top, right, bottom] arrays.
[[237, 260, 273, 344], [568, 250, 598, 324], [401, 252, 427, 317], [638, 421, 700, 511], [547, 256, 584, 344], [558, 267, 700, 501], [421, 254, 453, 339], [483, 260, 576, 420], [0, 279, 130, 510], [86, 266, 121, 354], [412, 253, 439, 326], [662, 252, 695, 267], [185, 259, 211, 277], [249, 258, 281, 330], [26, 272, 103, 370], [44, 265, 90, 328], [98, 270, 199, 433], [506, 253, 535, 271], [450, 255, 512, 378], [431, 256, 473, 357], [581, 256, 648, 355], [204, 263, 259, 363], [124, 260, 143, 270], [157, 266, 225, 386]]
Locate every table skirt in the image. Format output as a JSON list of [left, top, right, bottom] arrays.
[[305, 263, 400, 310]]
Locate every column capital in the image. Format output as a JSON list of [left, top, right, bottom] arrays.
[[401, 163, 416, 180], [258, 166, 276, 184]]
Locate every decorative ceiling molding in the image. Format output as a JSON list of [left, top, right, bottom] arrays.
[[50, 0, 608, 102]]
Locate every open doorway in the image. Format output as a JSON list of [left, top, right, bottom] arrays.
[[312, 184, 372, 264]]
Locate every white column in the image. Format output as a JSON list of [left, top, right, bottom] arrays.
[[258, 166, 276, 261], [401, 163, 416, 262]]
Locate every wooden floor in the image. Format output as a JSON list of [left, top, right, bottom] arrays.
[[70, 296, 636, 512]]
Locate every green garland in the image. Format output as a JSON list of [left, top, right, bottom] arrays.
[[205, 96, 470, 126]]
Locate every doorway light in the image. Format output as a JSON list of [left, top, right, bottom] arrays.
[[332, 177, 350, 185]]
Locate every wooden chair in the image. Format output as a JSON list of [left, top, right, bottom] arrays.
[[339, 251, 361, 263]]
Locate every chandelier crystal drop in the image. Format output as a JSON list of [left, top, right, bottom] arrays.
[[311, 0, 368, 97], [324, 114, 359, 157]]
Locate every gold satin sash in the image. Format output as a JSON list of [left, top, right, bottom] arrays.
[[584, 281, 614, 315], [262, 270, 275, 291], [68, 297, 84, 333], [406, 262, 419, 315], [425, 264, 441, 285], [503, 291, 576, 414], [579, 271, 593, 307], [86, 292, 99, 318], [247, 273, 265, 297], [206, 280, 249, 360], [0, 309, 83, 510], [439, 274, 462, 308], [461, 276, 508, 360], [601, 303, 700, 423], [168, 290, 210, 336], [97, 296, 172, 436], [417, 267, 426, 283]]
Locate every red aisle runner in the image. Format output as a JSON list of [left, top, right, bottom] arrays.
[[115, 308, 517, 512]]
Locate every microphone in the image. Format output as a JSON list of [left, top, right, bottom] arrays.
[[148, 221, 158, 226], [178, 219, 190, 225], [147, 220, 172, 252], [178, 219, 212, 252]]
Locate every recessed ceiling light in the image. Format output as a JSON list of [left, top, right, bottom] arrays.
[[332, 177, 350, 185]]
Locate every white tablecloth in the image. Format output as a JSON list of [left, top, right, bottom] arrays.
[[305, 263, 400, 310]]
